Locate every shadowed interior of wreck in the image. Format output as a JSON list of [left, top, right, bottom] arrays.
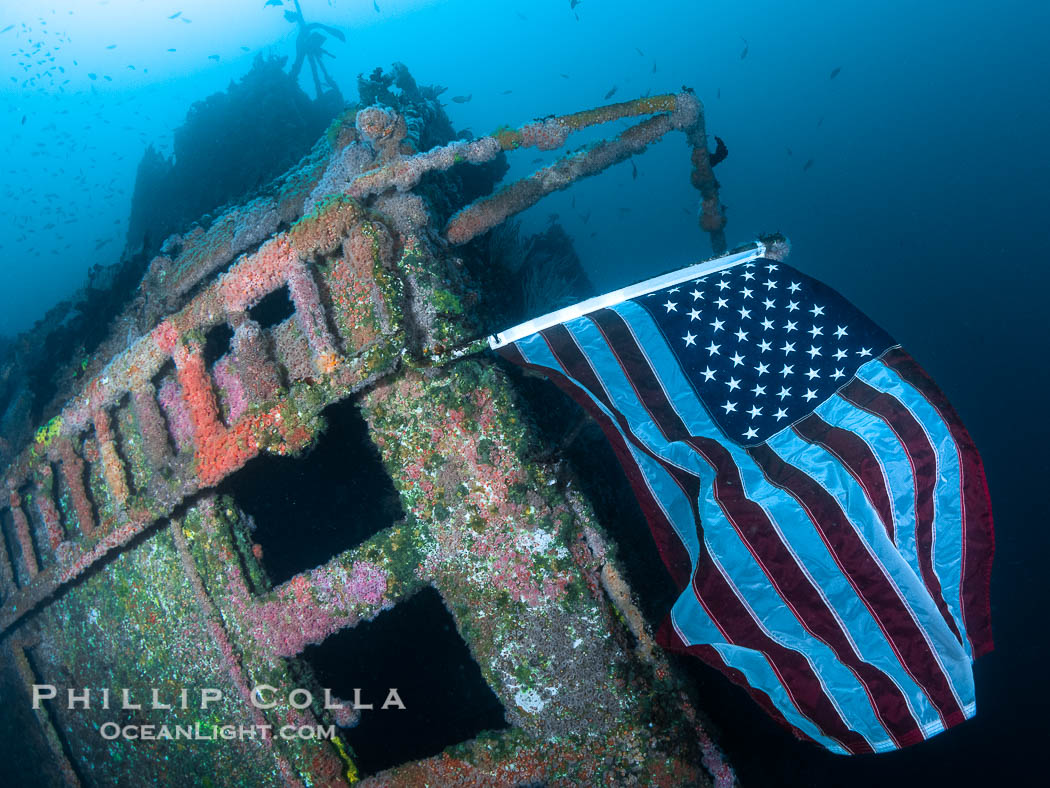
[[304, 586, 509, 776], [218, 397, 405, 586]]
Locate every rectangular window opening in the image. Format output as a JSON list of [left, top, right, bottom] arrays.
[[0, 508, 24, 589], [217, 397, 404, 586], [153, 359, 193, 454], [17, 484, 50, 572], [302, 586, 509, 776]]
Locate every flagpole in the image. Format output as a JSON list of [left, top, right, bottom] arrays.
[[422, 236, 787, 366]]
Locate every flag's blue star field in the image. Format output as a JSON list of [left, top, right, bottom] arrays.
[[635, 259, 895, 445]]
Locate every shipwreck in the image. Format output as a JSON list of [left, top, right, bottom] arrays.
[[0, 60, 743, 786]]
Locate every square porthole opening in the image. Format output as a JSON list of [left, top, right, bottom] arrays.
[[302, 586, 509, 776], [248, 284, 296, 329], [202, 323, 235, 369], [217, 397, 404, 586]]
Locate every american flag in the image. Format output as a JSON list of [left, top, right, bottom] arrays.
[[491, 244, 994, 754]]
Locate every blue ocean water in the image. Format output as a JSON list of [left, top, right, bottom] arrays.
[[1, 1, 1046, 784]]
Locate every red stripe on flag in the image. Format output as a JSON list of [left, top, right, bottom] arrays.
[[794, 412, 896, 543], [880, 349, 994, 657], [840, 379, 963, 645], [748, 442, 967, 730]]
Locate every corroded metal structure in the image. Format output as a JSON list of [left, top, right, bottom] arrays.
[[0, 85, 733, 785]]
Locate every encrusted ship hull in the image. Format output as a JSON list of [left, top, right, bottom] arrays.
[[0, 69, 733, 786]]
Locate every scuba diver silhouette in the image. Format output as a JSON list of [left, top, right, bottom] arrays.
[[280, 0, 345, 99]]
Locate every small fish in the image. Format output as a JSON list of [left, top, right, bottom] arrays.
[[517, 12, 527, 20], [631, 160, 637, 179], [740, 37, 749, 59], [241, 46, 250, 51], [264, 0, 283, 6], [1, 24, 14, 33], [167, 48, 176, 52], [709, 136, 728, 167], [208, 54, 219, 60], [802, 158, 814, 171], [560, 73, 570, 79], [500, 89, 512, 94], [21, 114, 26, 125], [451, 94, 471, 103], [94, 238, 111, 250], [829, 66, 841, 80], [373, 0, 380, 12], [652, 61, 657, 73], [604, 85, 617, 99], [570, 0, 581, 9], [817, 115, 824, 127], [531, 157, 543, 164], [106, 44, 116, 49], [88, 72, 96, 79], [635, 47, 644, 56], [104, 75, 111, 81], [786, 147, 793, 157], [168, 11, 182, 19]]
